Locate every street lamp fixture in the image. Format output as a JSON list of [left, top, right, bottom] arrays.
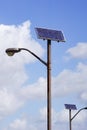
[[5, 27, 65, 130], [64, 104, 87, 130], [6, 48, 21, 56]]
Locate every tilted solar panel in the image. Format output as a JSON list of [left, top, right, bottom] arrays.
[[65, 104, 77, 110], [35, 27, 65, 42]]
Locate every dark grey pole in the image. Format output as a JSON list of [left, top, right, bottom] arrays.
[[69, 109, 72, 130], [47, 40, 51, 130]]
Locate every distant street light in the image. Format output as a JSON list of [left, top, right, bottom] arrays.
[[5, 27, 65, 130], [64, 104, 87, 130]]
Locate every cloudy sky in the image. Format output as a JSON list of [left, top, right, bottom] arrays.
[[0, 0, 87, 130]]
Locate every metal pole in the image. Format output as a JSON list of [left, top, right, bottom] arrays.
[[69, 109, 72, 130], [5, 40, 52, 130], [47, 40, 51, 130]]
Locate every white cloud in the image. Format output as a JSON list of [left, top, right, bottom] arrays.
[[0, 21, 45, 119], [3, 106, 87, 130], [39, 107, 47, 121], [52, 62, 87, 99], [18, 61, 87, 103], [66, 42, 87, 59], [20, 77, 47, 100], [0, 88, 24, 119], [38, 107, 68, 124], [0, 20, 44, 63], [9, 118, 27, 130], [37, 107, 87, 130], [80, 92, 87, 102]]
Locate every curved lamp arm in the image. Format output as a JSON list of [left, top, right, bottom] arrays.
[[5, 48, 47, 66], [71, 107, 87, 121]]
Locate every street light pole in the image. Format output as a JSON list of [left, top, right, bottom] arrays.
[[47, 40, 51, 130], [69, 107, 87, 130], [6, 27, 65, 130], [6, 40, 52, 130], [65, 104, 87, 130], [5, 43, 52, 130]]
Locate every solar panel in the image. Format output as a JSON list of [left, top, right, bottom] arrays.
[[65, 104, 77, 110], [35, 27, 65, 42]]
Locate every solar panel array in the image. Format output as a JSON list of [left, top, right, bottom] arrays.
[[35, 27, 65, 42], [65, 104, 77, 110]]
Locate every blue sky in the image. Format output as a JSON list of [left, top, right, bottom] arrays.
[[0, 0, 87, 130]]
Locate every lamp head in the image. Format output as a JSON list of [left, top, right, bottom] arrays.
[[5, 48, 21, 56], [84, 107, 87, 110]]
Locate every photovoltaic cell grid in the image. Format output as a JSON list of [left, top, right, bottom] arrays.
[[65, 104, 77, 110], [35, 27, 65, 42]]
